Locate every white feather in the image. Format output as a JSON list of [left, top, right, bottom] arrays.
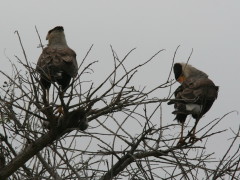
[[186, 104, 202, 114]]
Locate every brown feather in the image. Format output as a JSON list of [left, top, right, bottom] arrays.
[[37, 47, 78, 78], [170, 63, 218, 143], [177, 77, 218, 103], [170, 63, 219, 123]]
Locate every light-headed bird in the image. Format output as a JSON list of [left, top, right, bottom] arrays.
[[36, 26, 78, 98], [168, 63, 219, 144]]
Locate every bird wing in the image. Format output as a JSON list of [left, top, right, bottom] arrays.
[[176, 77, 218, 103], [37, 47, 78, 78]]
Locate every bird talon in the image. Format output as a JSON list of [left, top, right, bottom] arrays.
[[177, 138, 187, 145], [188, 135, 201, 143], [54, 106, 64, 115]]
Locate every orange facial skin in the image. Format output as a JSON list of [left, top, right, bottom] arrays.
[[177, 75, 185, 83]]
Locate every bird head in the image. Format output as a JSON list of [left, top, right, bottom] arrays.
[[46, 26, 64, 40], [174, 63, 208, 83], [46, 26, 68, 47], [174, 63, 185, 83]]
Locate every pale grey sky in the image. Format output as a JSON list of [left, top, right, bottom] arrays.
[[1, 0, 239, 163]]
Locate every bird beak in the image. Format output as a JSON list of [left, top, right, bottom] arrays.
[[177, 75, 185, 83]]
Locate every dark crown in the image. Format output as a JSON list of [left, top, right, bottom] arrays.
[[48, 26, 64, 34], [173, 63, 183, 80]]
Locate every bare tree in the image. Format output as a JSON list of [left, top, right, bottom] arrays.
[[0, 31, 239, 180]]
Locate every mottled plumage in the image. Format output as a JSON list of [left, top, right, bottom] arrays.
[[169, 63, 219, 143], [36, 26, 78, 91]]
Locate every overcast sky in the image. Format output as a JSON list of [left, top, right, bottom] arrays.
[[1, 0, 239, 161]]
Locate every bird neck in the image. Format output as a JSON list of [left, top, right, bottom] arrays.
[[184, 65, 208, 79]]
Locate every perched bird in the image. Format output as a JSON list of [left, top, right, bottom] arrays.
[[36, 26, 78, 97], [168, 63, 219, 144]]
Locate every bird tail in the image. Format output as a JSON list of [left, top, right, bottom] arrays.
[[174, 114, 187, 124]]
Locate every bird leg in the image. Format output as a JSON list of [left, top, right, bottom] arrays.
[[189, 118, 201, 143], [56, 87, 65, 115], [177, 123, 186, 145]]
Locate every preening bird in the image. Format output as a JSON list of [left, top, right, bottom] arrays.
[[36, 26, 78, 97], [168, 63, 218, 144]]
